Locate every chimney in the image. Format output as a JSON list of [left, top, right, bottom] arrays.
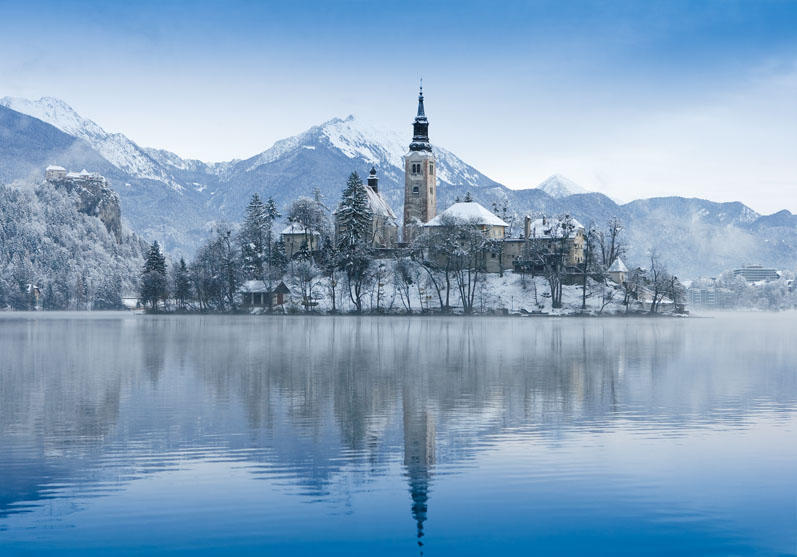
[[524, 215, 531, 241], [367, 166, 378, 193]]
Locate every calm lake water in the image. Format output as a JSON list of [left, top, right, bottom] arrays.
[[0, 312, 795, 556]]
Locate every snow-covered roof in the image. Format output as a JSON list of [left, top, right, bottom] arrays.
[[365, 186, 397, 220], [46, 165, 65, 171], [608, 257, 628, 273], [66, 171, 80, 178], [79, 169, 90, 176], [425, 202, 508, 228], [527, 217, 584, 239], [239, 280, 268, 293], [281, 222, 320, 236]]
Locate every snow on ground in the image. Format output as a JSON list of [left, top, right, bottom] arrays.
[[273, 262, 633, 315]]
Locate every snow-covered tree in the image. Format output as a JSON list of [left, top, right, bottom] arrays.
[[239, 193, 268, 280], [140, 241, 168, 310], [0, 181, 145, 311], [336, 172, 373, 312], [288, 196, 330, 257]]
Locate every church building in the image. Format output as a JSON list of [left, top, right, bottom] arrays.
[[363, 166, 399, 248], [403, 84, 437, 242]]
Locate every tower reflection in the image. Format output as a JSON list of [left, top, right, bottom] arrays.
[[403, 384, 435, 551]]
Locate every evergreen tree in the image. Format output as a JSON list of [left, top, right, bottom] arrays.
[[336, 171, 372, 311], [336, 172, 372, 251], [239, 194, 267, 280], [263, 196, 281, 281], [270, 240, 289, 276], [172, 257, 192, 310], [140, 241, 168, 310], [93, 274, 123, 310]]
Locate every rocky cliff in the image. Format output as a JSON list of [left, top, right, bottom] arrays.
[[47, 169, 122, 241]]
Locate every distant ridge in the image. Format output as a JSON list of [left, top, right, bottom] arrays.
[[1, 96, 795, 277]]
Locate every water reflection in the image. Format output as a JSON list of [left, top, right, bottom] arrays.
[[0, 313, 795, 554]]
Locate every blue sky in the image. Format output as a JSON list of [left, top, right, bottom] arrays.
[[2, 0, 796, 212]]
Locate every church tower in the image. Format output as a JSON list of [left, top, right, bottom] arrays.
[[403, 83, 437, 243]]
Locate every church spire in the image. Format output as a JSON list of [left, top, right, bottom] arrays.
[[410, 80, 431, 152], [416, 79, 426, 120]]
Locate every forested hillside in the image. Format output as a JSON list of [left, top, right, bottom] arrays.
[[0, 181, 146, 310]]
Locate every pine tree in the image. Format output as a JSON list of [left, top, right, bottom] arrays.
[[270, 240, 289, 275], [93, 274, 123, 310], [336, 172, 372, 312], [336, 172, 372, 252], [140, 240, 168, 310], [239, 194, 267, 280], [263, 196, 280, 281], [173, 257, 192, 310]]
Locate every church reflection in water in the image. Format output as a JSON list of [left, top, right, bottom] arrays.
[[403, 384, 435, 548], [1, 313, 794, 550]]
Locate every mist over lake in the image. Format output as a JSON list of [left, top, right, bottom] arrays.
[[1, 312, 795, 555]]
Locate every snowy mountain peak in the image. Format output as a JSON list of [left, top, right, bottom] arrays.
[[0, 96, 105, 139], [319, 115, 405, 168], [537, 174, 588, 198], [1, 96, 184, 190], [240, 114, 493, 192]]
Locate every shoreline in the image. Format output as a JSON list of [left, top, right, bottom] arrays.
[[0, 308, 692, 319]]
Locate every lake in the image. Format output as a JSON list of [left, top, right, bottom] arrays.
[[0, 312, 795, 555]]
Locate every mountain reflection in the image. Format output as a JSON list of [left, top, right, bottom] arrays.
[[0, 313, 795, 543]]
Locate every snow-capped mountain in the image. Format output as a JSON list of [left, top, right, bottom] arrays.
[[0, 96, 184, 190], [536, 174, 588, 198], [1, 96, 796, 277]]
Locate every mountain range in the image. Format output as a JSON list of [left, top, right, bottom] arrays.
[[1, 96, 795, 278]]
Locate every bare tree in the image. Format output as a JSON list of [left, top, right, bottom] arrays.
[[394, 255, 420, 313], [411, 217, 459, 312], [290, 259, 320, 311], [623, 267, 643, 313], [597, 283, 616, 314], [648, 250, 670, 314], [581, 223, 598, 311], [665, 274, 686, 313], [371, 261, 392, 313], [287, 196, 330, 262], [450, 220, 487, 314], [598, 217, 626, 267], [529, 215, 575, 309]]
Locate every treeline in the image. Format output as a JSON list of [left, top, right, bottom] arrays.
[[139, 172, 373, 312], [140, 171, 683, 315], [0, 182, 146, 310]]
